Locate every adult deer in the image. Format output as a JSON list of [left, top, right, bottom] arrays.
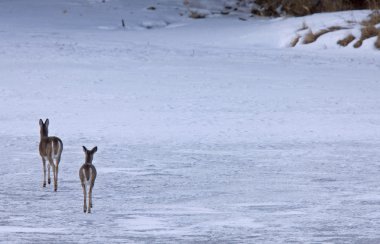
[[79, 146, 97, 213], [39, 119, 63, 191]]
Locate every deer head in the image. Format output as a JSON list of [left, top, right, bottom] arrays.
[[83, 146, 97, 164], [39, 118, 49, 138]]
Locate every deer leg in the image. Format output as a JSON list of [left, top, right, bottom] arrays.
[[88, 184, 94, 213], [48, 158, 57, 192], [82, 183, 87, 213], [55, 161, 59, 192], [47, 163, 51, 185], [42, 158, 46, 187]]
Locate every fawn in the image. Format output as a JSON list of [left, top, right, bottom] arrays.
[[79, 146, 97, 213], [39, 119, 63, 191]]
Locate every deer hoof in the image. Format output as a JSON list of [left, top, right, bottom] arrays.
[[43, 183, 46, 187], [48, 179, 51, 184]]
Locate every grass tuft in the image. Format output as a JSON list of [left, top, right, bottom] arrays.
[[375, 33, 380, 49], [290, 35, 301, 47], [362, 12, 380, 26], [254, 0, 380, 16], [354, 26, 379, 48], [361, 25, 379, 39], [337, 34, 356, 46], [303, 26, 346, 44], [303, 30, 316, 44], [354, 39, 363, 48]]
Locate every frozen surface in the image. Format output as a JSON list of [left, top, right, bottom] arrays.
[[0, 0, 380, 243]]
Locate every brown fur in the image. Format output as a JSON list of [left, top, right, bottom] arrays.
[[79, 146, 97, 213], [39, 119, 63, 191]]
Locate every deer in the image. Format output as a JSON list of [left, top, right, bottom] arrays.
[[39, 119, 63, 192], [79, 146, 97, 213]]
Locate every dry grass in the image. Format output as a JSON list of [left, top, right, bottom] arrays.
[[254, 0, 380, 16], [303, 26, 346, 44], [361, 12, 380, 26], [354, 25, 380, 48], [375, 33, 380, 48], [303, 30, 316, 44], [189, 10, 208, 19], [337, 34, 356, 46], [361, 25, 379, 38], [290, 35, 301, 47], [368, 0, 380, 9], [353, 39, 363, 48], [252, 0, 380, 49]]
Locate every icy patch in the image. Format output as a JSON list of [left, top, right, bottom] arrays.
[[97, 167, 149, 175], [116, 216, 166, 231], [0, 226, 66, 233], [176, 149, 236, 156], [144, 205, 219, 215], [97, 26, 118, 30], [207, 218, 265, 229]]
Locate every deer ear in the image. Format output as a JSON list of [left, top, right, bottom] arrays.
[[45, 119, 49, 127], [39, 119, 43, 126], [92, 146, 98, 153], [82, 146, 87, 152]]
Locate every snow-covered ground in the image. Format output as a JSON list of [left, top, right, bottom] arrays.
[[0, 0, 380, 243]]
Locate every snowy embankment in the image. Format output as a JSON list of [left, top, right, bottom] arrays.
[[0, 0, 380, 243]]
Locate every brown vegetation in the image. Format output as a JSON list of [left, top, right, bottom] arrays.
[[290, 35, 301, 47], [189, 10, 208, 19], [303, 30, 316, 44], [354, 25, 380, 47], [354, 39, 363, 48], [361, 12, 380, 26], [375, 33, 380, 48], [303, 26, 346, 44], [337, 34, 356, 46], [362, 25, 379, 38], [252, 0, 380, 17]]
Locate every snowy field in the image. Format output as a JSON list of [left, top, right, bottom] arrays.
[[0, 0, 380, 243]]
